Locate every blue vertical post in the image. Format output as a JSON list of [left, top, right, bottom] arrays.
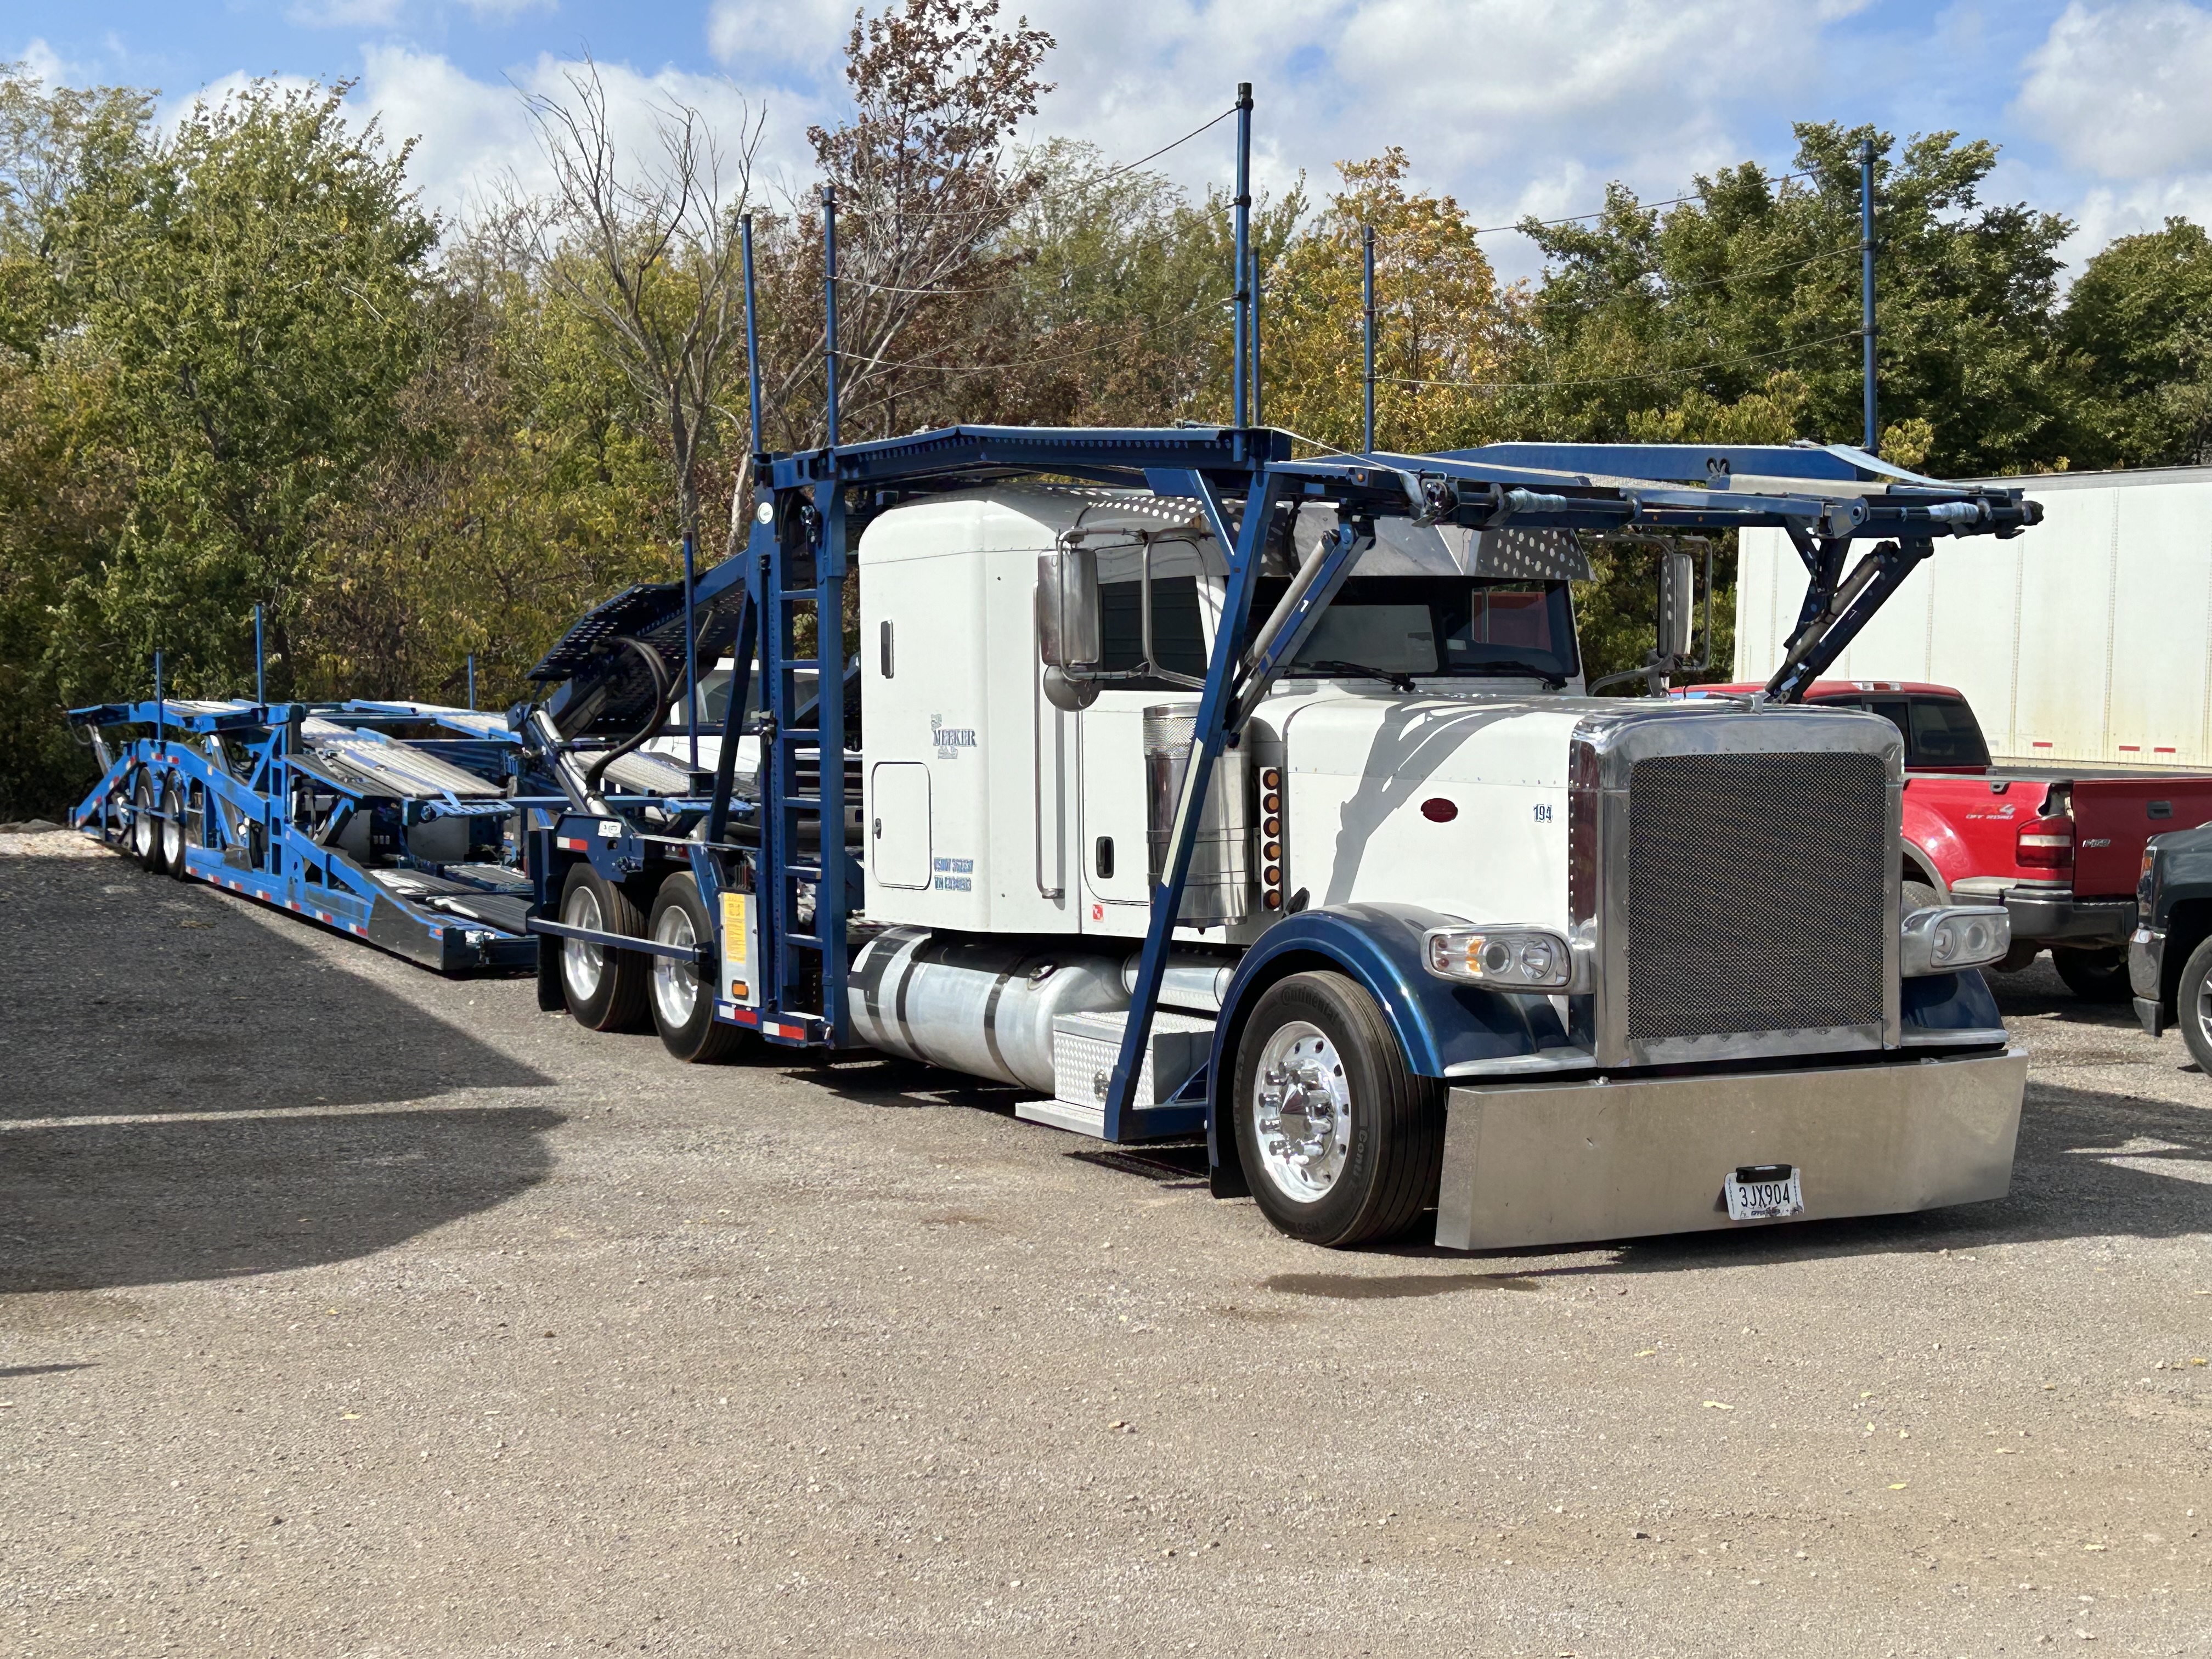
[[254, 604, 265, 704], [741, 213, 765, 458], [822, 185, 840, 450], [1232, 83, 1252, 428], [466, 653, 476, 712], [153, 650, 163, 753], [1249, 244, 1263, 428], [682, 531, 699, 773], [1362, 224, 1377, 453], [1859, 137, 1877, 455]]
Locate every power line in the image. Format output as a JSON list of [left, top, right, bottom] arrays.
[[1383, 328, 1860, 394], [1470, 168, 1825, 236]]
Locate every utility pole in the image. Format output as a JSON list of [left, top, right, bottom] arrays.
[[1362, 224, 1377, 453], [1859, 137, 1878, 455], [1232, 83, 1252, 428]]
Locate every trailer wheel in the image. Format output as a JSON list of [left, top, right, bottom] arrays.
[[130, 771, 164, 872], [2176, 936, 2212, 1075], [2053, 946, 2132, 1003], [557, 864, 650, 1032], [159, 781, 189, 878], [1232, 971, 1446, 1248], [647, 874, 748, 1063]]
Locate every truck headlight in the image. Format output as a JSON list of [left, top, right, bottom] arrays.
[[1899, 904, 2010, 977], [1422, 924, 1572, 990]]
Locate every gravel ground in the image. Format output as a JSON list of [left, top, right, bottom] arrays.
[[3, 831, 2209, 1657]]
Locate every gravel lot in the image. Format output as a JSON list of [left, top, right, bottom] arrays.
[[3, 831, 2209, 1657]]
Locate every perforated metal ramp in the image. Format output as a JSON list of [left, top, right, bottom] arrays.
[[297, 727, 506, 801], [369, 866, 534, 934]]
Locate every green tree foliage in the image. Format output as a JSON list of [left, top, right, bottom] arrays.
[[2063, 217, 2212, 468], [1506, 123, 2075, 477]]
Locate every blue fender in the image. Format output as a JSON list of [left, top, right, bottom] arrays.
[[1210, 901, 1568, 1091], [1205, 902, 1572, 1187]]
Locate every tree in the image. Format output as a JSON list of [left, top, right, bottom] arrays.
[[518, 60, 762, 560], [751, 0, 1053, 449], [46, 80, 436, 701], [2063, 218, 2212, 469], [1260, 148, 1506, 454], [1504, 123, 2075, 478]]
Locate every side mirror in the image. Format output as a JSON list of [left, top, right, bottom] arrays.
[[1657, 550, 1695, 663], [1038, 546, 1103, 711], [1037, 546, 1101, 670]]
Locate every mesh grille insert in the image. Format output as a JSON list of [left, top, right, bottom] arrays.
[[1625, 752, 1887, 1043]]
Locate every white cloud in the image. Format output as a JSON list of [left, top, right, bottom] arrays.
[[19, 36, 69, 84], [2015, 1, 2212, 177], [287, 0, 407, 28], [916, 0, 1879, 280], [341, 44, 824, 231]]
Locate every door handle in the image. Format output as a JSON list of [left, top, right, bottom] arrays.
[[872, 817, 883, 838]]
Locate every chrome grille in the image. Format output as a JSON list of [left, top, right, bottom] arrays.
[[1624, 752, 1887, 1042]]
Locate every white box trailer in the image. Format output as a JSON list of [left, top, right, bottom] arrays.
[[1736, 463, 2212, 769]]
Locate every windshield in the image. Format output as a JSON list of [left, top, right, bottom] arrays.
[[1248, 575, 1579, 682]]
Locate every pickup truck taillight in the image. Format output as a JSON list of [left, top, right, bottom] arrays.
[[2016, 813, 2075, 870]]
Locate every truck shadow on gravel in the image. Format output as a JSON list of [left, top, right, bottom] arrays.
[[0, 851, 561, 1295]]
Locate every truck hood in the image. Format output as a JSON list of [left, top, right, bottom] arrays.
[[1273, 690, 1593, 927]]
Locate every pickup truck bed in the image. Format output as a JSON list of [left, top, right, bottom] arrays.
[[1678, 679, 2212, 997]]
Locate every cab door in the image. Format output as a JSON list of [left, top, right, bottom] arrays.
[[1079, 706, 1152, 913]]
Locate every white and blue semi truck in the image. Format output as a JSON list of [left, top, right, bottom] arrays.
[[520, 425, 2041, 1251]]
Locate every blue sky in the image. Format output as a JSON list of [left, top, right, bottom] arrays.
[[14, 1, 2212, 283]]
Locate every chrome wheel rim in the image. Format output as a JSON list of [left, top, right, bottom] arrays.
[[160, 792, 184, 866], [131, 780, 156, 859], [651, 905, 699, 1032], [1252, 1020, 1352, 1203], [2197, 974, 2212, 1048], [561, 885, 605, 1002]]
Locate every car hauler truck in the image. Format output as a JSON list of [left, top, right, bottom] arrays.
[[522, 424, 2043, 1251]]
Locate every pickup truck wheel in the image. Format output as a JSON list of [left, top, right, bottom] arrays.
[[2177, 937, 2212, 1074], [1232, 971, 1445, 1248], [2053, 946, 2132, 1003], [1901, 880, 1942, 915], [648, 874, 747, 1063], [558, 863, 650, 1032]]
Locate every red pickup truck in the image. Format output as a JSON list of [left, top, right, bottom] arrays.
[[1675, 680, 2212, 1001]]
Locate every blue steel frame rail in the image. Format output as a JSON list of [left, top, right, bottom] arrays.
[[727, 424, 2040, 1138], [68, 697, 546, 973]]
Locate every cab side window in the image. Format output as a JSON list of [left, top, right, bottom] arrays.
[[1908, 696, 1991, 769]]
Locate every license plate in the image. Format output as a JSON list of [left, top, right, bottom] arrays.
[[1724, 1164, 1803, 1222]]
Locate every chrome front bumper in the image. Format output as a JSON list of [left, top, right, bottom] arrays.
[[1435, 1047, 2027, 1251]]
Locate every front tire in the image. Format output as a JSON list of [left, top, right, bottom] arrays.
[[2054, 946, 2132, 1003], [1232, 971, 1445, 1248], [647, 874, 748, 1063], [2174, 936, 2212, 1074], [558, 863, 650, 1032]]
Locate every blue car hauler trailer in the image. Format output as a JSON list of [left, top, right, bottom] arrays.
[[520, 420, 2046, 1250], [69, 696, 549, 974]]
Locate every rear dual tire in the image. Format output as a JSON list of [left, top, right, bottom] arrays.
[[2053, 946, 2132, 1003], [558, 864, 650, 1032], [647, 874, 747, 1063], [1232, 971, 1446, 1248]]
